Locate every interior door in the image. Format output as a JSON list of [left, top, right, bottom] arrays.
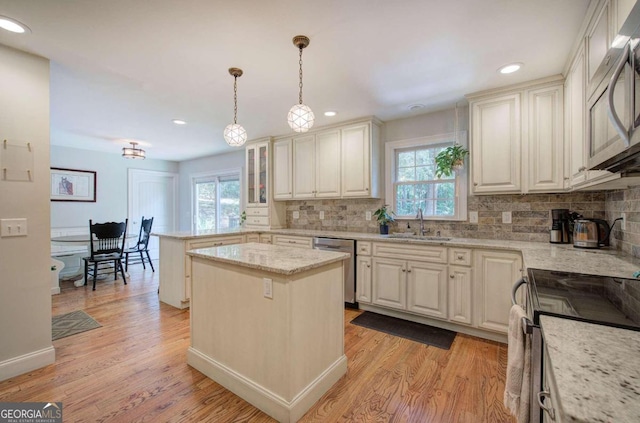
[[128, 169, 178, 260]]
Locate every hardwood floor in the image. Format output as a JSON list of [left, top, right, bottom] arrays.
[[0, 266, 515, 422]]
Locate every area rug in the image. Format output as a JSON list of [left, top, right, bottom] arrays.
[[52, 310, 101, 341], [350, 311, 456, 350]]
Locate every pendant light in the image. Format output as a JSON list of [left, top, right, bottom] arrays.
[[223, 67, 247, 147], [122, 141, 146, 159], [287, 35, 315, 133]]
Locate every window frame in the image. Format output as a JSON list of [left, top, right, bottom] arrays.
[[385, 132, 468, 221], [190, 167, 243, 232]]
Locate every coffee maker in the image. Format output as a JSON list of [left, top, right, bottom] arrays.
[[550, 209, 571, 244]]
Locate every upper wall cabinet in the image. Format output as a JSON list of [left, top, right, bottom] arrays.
[[273, 118, 382, 200], [467, 76, 565, 195]]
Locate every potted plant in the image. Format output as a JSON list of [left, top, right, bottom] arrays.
[[435, 145, 469, 178], [373, 205, 395, 235]]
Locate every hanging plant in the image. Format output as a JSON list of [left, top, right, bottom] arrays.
[[435, 145, 469, 178]]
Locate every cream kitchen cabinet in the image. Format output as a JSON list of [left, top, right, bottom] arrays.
[[273, 139, 292, 200], [341, 122, 381, 198], [292, 130, 341, 198], [474, 249, 523, 334], [372, 257, 407, 310], [244, 138, 286, 229], [158, 234, 245, 309], [467, 76, 565, 194], [271, 234, 312, 249], [448, 247, 473, 325], [356, 255, 372, 304]]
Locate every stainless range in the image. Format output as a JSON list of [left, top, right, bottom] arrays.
[[513, 269, 640, 422]]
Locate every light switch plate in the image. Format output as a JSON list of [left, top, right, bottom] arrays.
[[469, 211, 478, 224], [621, 212, 627, 231], [263, 278, 273, 299], [502, 211, 512, 224], [319, 211, 325, 220], [0, 218, 27, 237], [293, 211, 300, 219], [365, 211, 372, 221]]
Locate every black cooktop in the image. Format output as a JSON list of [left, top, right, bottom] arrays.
[[527, 268, 640, 331]]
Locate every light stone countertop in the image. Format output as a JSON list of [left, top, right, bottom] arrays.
[[540, 315, 640, 423], [155, 228, 640, 279], [186, 242, 350, 276]]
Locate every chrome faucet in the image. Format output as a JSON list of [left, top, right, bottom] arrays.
[[416, 208, 425, 236]]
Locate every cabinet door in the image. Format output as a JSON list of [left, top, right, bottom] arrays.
[[341, 124, 371, 197], [293, 135, 316, 198], [471, 94, 521, 193], [567, 43, 588, 186], [474, 250, 523, 333], [406, 261, 447, 319], [257, 144, 268, 205], [448, 265, 473, 325], [356, 255, 372, 304], [246, 145, 257, 204], [587, 1, 610, 85], [372, 257, 406, 310], [273, 139, 293, 199], [315, 130, 341, 197], [526, 84, 565, 192]]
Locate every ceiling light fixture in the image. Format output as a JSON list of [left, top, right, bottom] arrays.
[[0, 16, 29, 34], [223, 67, 247, 147], [499, 63, 523, 74], [324, 111, 337, 117], [172, 119, 186, 125], [122, 141, 146, 159], [287, 35, 315, 133]]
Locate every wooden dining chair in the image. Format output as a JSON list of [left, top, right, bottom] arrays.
[[124, 216, 154, 272], [83, 219, 128, 290]]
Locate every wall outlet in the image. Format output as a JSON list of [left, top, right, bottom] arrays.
[[0, 218, 28, 237], [502, 211, 512, 224], [366, 211, 372, 221], [469, 211, 478, 224], [293, 211, 300, 220], [263, 278, 273, 299], [621, 212, 626, 231], [319, 211, 325, 220]]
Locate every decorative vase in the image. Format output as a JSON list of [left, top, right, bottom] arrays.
[[379, 224, 389, 235], [452, 159, 464, 171]]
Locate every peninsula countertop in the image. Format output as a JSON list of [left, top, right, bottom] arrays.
[[540, 315, 640, 423], [155, 228, 640, 279], [186, 242, 350, 276]]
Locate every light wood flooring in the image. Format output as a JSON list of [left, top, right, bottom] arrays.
[[0, 265, 515, 422]]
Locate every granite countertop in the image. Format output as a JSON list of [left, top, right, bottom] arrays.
[[155, 227, 640, 279], [186, 242, 350, 276], [540, 315, 640, 423]]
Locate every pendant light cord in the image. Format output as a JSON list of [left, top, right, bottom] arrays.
[[298, 46, 304, 105], [453, 102, 459, 146], [233, 75, 238, 124]]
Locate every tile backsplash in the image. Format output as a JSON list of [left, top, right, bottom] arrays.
[[285, 191, 606, 243], [606, 186, 640, 258]]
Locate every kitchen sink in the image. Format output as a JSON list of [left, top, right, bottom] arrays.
[[386, 233, 451, 241]]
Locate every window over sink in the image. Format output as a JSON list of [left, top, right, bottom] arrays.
[[385, 132, 468, 221]]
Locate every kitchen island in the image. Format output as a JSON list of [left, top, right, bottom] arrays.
[[185, 242, 350, 423]]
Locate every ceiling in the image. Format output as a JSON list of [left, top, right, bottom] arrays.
[[0, 0, 591, 161]]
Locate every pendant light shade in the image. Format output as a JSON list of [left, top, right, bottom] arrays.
[[122, 141, 146, 159], [288, 35, 315, 133], [224, 67, 247, 147]]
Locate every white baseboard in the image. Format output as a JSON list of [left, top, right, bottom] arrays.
[[0, 346, 55, 382], [187, 347, 347, 423], [51, 287, 60, 295]]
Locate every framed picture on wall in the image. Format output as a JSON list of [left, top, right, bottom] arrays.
[[50, 167, 96, 202]]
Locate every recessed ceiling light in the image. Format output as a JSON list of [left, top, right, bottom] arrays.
[[324, 111, 337, 117], [172, 119, 187, 125], [0, 16, 29, 34], [499, 63, 523, 74], [408, 104, 424, 111]]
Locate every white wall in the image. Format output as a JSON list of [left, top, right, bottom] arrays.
[[50, 145, 179, 229], [383, 107, 469, 142], [177, 150, 245, 231], [0, 45, 54, 380]]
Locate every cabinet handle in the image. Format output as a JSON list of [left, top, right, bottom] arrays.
[[473, 182, 478, 186], [457, 255, 464, 260], [366, 264, 371, 268], [407, 268, 411, 273], [578, 166, 586, 172], [537, 391, 555, 420], [365, 188, 369, 191], [450, 274, 455, 279], [402, 268, 406, 272]]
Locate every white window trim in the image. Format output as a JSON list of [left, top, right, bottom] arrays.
[[385, 131, 468, 221], [190, 167, 243, 231]]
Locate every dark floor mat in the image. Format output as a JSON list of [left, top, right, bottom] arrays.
[[350, 311, 456, 350]]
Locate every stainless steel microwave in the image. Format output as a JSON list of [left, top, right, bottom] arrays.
[[587, 2, 640, 173]]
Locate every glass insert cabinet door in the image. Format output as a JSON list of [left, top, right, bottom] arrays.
[[246, 142, 268, 206]]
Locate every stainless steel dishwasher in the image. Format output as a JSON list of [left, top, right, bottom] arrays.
[[312, 237, 356, 307]]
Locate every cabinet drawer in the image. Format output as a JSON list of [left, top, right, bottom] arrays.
[[373, 242, 447, 263], [245, 216, 269, 226], [449, 248, 472, 266], [245, 207, 268, 216], [272, 235, 312, 249], [245, 234, 260, 243], [357, 241, 372, 256], [259, 234, 272, 244], [188, 235, 245, 250]]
